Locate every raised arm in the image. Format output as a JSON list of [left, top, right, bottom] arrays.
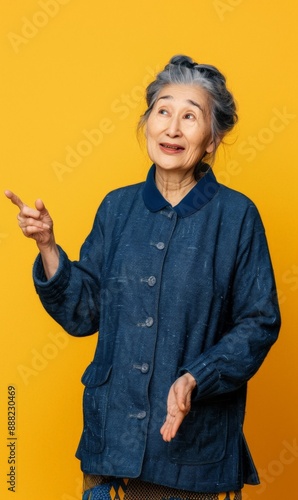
[[5, 190, 59, 279]]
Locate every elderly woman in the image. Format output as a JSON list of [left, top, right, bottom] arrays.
[[6, 55, 280, 500]]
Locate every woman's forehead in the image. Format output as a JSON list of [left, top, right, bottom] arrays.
[[157, 83, 209, 101], [155, 84, 211, 115]]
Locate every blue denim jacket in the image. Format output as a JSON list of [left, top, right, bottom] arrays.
[[33, 166, 280, 493]]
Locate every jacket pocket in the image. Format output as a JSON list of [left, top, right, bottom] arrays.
[[80, 362, 112, 454], [168, 401, 228, 465]]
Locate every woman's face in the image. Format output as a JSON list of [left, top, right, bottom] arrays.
[[146, 84, 214, 175]]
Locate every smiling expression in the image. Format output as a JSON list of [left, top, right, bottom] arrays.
[[146, 84, 214, 175]]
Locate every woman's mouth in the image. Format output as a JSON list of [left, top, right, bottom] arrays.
[[159, 143, 185, 154]]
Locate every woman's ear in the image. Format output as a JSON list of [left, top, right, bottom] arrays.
[[206, 136, 221, 154]]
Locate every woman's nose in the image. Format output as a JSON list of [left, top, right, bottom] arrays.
[[166, 116, 182, 137]]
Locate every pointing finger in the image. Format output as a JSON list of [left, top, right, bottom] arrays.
[[4, 190, 25, 210], [5, 190, 43, 219]]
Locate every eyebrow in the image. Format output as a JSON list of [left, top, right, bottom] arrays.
[[156, 95, 205, 114]]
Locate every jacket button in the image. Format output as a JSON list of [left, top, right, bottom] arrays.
[[145, 317, 154, 327], [156, 242, 165, 250], [141, 363, 149, 373], [136, 411, 147, 419], [148, 276, 156, 287]]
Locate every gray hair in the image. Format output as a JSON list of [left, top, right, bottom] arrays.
[[139, 55, 238, 166]]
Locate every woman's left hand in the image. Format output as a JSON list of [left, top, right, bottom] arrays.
[[160, 373, 197, 442]]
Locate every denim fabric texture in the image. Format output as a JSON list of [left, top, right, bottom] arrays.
[[33, 165, 280, 493]]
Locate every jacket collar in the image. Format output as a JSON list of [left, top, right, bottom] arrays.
[[142, 164, 220, 218]]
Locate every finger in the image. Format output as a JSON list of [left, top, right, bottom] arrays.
[[19, 217, 50, 230], [160, 411, 173, 433], [15, 204, 46, 222], [161, 407, 178, 429], [160, 419, 172, 442], [22, 224, 49, 239], [35, 198, 51, 226], [4, 190, 25, 210], [5, 190, 45, 220], [35, 198, 45, 212], [160, 411, 184, 442], [169, 413, 184, 439]]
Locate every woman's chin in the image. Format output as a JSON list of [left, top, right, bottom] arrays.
[[154, 162, 194, 174]]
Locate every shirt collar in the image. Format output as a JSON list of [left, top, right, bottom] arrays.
[[142, 164, 220, 218]]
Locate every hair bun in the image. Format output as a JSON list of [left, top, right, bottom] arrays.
[[169, 55, 220, 80], [169, 55, 197, 69]]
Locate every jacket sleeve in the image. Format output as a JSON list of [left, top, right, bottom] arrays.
[[33, 204, 105, 337], [180, 205, 281, 400]]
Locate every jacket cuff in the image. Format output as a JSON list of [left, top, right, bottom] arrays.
[[179, 359, 221, 400], [33, 245, 71, 304]]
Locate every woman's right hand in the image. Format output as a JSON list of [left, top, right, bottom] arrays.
[[5, 190, 54, 246], [5, 190, 59, 279]]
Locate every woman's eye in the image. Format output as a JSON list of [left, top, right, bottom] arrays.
[[185, 113, 195, 119], [158, 109, 168, 115]]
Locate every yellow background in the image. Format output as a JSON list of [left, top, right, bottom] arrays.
[[1, 1, 297, 498]]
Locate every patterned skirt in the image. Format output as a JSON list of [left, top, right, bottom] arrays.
[[82, 474, 242, 500]]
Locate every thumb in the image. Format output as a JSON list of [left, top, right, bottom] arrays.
[[35, 199, 52, 225], [35, 198, 47, 214], [175, 386, 187, 412]]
